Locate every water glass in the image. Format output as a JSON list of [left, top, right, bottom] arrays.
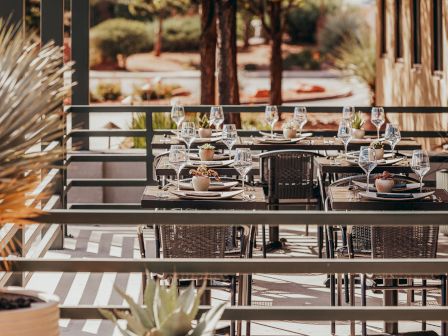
[[210, 106, 224, 130], [222, 124, 238, 158], [337, 119, 352, 157], [358, 146, 377, 192], [342, 106, 355, 120], [233, 148, 253, 200], [411, 149, 430, 192], [293, 106, 307, 135], [265, 105, 279, 138], [384, 123, 401, 156], [371, 107, 385, 139], [168, 145, 188, 191], [170, 104, 185, 136], [180, 122, 196, 156]]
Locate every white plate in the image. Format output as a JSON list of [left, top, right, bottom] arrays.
[[256, 137, 306, 144], [170, 189, 244, 200], [259, 131, 312, 138], [186, 159, 234, 168], [175, 136, 221, 144], [177, 178, 239, 191], [171, 130, 222, 137], [352, 180, 423, 192], [358, 191, 434, 201], [189, 153, 230, 161], [346, 157, 405, 166], [347, 151, 395, 159]]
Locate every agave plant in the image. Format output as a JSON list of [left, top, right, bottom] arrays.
[[0, 20, 71, 258], [101, 277, 226, 336]]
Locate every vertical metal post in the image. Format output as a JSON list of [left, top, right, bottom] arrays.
[[145, 111, 154, 184], [0, 0, 25, 28], [7, 228, 25, 286], [71, 0, 90, 150]]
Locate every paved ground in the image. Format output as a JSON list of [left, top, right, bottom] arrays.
[[25, 225, 448, 335]]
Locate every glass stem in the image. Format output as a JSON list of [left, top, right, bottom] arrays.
[[420, 175, 423, 193], [377, 127, 380, 139], [344, 143, 348, 158], [177, 171, 180, 191], [242, 175, 245, 195], [366, 172, 370, 192], [271, 125, 274, 138]]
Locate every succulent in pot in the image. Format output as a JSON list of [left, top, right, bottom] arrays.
[[198, 143, 215, 161], [351, 111, 365, 139], [375, 171, 395, 193], [198, 114, 212, 138], [189, 165, 221, 191], [282, 121, 297, 139], [370, 141, 385, 160]]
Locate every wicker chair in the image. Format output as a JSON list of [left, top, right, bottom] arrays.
[[259, 150, 323, 257]]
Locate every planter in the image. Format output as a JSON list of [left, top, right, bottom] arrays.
[[192, 176, 210, 191], [374, 148, 384, 160], [0, 287, 59, 336], [199, 149, 214, 161], [436, 169, 448, 235], [352, 128, 365, 139], [375, 179, 395, 193], [198, 128, 212, 138], [283, 128, 297, 139]]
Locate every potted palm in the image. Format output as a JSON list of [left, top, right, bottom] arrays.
[[189, 165, 221, 191], [198, 143, 215, 161], [351, 111, 365, 139], [282, 121, 297, 139], [370, 141, 385, 160], [198, 114, 213, 138]]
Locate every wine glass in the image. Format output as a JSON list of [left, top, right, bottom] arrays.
[[265, 105, 279, 138], [371, 107, 385, 139], [337, 119, 352, 157], [233, 148, 253, 200], [293, 106, 307, 135], [180, 122, 196, 157], [384, 123, 401, 157], [411, 150, 430, 193], [168, 145, 187, 191], [342, 106, 355, 120], [170, 104, 185, 137], [210, 106, 224, 130], [358, 146, 377, 192], [222, 124, 238, 159]]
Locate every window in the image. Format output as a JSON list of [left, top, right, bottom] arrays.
[[380, 0, 387, 55], [394, 0, 403, 60], [411, 0, 421, 65], [432, 0, 443, 71]]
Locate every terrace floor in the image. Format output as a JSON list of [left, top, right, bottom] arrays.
[[26, 225, 448, 336]]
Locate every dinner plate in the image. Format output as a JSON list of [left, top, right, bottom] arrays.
[[171, 130, 222, 137], [345, 157, 405, 166], [170, 189, 244, 200], [352, 180, 423, 192], [255, 137, 306, 144], [189, 153, 230, 161], [358, 190, 434, 201], [258, 131, 312, 138], [349, 137, 386, 144], [177, 178, 239, 191], [347, 151, 395, 159], [175, 136, 221, 144], [186, 159, 234, 168]]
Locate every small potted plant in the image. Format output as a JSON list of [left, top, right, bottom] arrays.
[[198, 143, 215, 161], [189, 165, 221, 191], [351, 111, 365, 139], [198, 114, 212, 138], [370, 141, 385, 160], [282, 121, 297, 139], [375, 171, 395, 193]]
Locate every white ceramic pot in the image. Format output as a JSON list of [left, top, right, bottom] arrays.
[[0, 287, 60, 336], [198, 128, 212, 138], [192, 176, 210, 191], [374, 148, 384, 160], [375, 179, 395, 193], [199, 149, 214, 161], [352, 128, 365, 139], [283, 128, 296, 139]]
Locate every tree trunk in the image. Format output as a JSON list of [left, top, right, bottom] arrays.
[[200, 0, 217, 104], [269, 1, 282, 106], [243, 13, 251, 50], [154, 16, 163, 57], [216, 0, 241, 127]]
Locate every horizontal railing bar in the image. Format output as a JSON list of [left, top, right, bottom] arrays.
[[68, 203, 142, 210], [60, 305, 448, 321], [67, 153, 146, 162], [5, 258, 448, 274], [34, 210, 448, 226], [67, 178, 147, 187], [68, 130, 146, 137]]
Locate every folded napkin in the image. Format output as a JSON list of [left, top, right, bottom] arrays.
[[376, 192, 414, 199], [185, 191, 221, 197], [393, 183, 407, 189]]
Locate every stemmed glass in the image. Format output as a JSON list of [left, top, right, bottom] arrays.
[[265, 105, 279, 138], [233, 148, 253, 200], [358, 146, 377, 192], [384, 123, 401, 157], [222, 124, 238, 159], [337, 119, 352, 158], [210, 106, 224, 130], [342, 106, 355, 120], [411, 150, 430, 193], [168, 145, 188, 191], [170, 104, 185, 137], [293, 106, 307, 135], [371, 107, 385, 139], [180, 122, 196, 157]]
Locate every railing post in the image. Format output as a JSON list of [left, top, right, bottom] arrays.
[[71, 0, 90, 150], [0, 0, 25, 29], [6, 228, 25, 287], [145, 110, 155, 184]]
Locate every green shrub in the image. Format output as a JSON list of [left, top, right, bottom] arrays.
[[285, 3, 320, 44], [130, 112, 176, 149], [244, 63, 259, 71], [284, 49, 321, 70], [92, 82, 122, 102], [156, 15, 200, 52]]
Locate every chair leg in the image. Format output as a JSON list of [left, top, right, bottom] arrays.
[[344, 273, 350, 304], [262, 224, 267, 258], [246, 274, 252, 336], [330, 273, 336, 335], [441, 275, 447, 336], [422, 279, 427, 331], [305, 224, 309, 236], [318, 225, 324, 259], [361, 273, 367, 336], [230, 276, 236, 336], [349, 273, 356, 336]]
